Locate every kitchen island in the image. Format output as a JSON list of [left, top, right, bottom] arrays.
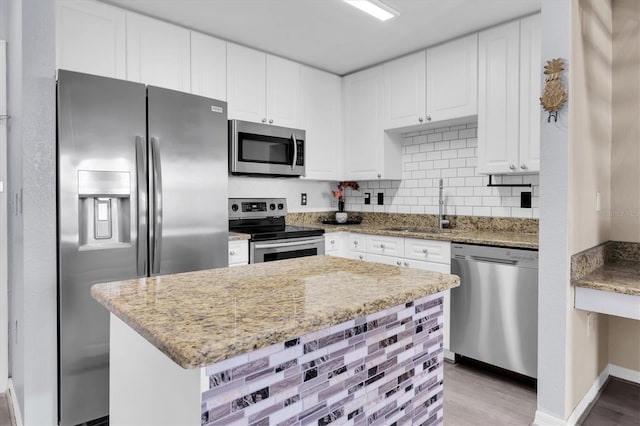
[[92, 256, 459, 426]]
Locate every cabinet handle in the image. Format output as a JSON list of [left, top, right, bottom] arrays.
[[509, 164, 516, 170], [422, 248, 428, 254], [330, 240, 335, 244], [353, 240, 358, 246], [404, 262, 409, 267], [520, 164, 527, 170], [269, 119, 273, 124], [377, 173, 381, 178], [261, 118, 267, 123], [426, 115, 432, 122], [397, 261, 402, 266], [418, 117, 424, 123], [380, 243, 385, 249], [359, 255, 364, 260], [229, 250, 236, 256]]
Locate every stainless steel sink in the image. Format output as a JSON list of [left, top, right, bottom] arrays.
[[383, 227, 454, 235]]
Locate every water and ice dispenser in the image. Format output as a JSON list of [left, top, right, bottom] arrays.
[[77, 170, 132, 249]]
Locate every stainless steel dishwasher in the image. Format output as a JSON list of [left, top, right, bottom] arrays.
[[450, 243, 538, 378]]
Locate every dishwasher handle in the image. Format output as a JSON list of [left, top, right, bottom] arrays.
[[468, 255, 518, 265]]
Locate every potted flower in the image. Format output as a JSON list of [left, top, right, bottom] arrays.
[[332, 181, 359, 223]]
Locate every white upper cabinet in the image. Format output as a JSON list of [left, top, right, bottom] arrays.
[[299, 66, 342, 181], [477, 20, 521, 175], [477, 15, 541, 175], [56, 0, 126, 79], [518, 14, 541, 173], [227, 44, 300, 127], [266, 55, 300, 128], [384, 52, 426, 129], [426, 34, 478, 122], [227, 44, 267, 122], [126, 12, 191, 92], [190, 32, 226, 101], [343, 66, 402, 180]]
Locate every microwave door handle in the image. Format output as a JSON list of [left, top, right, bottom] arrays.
[[291, 133, 297, 170]]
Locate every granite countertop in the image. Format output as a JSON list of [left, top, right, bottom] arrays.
[[311, 223, 538, 249], [91, 256, 459, 369], [229, 232, 250, 241], [572, 260, 640, 296]]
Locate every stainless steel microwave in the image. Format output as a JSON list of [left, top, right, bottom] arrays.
[[229, 119, 305, 177]]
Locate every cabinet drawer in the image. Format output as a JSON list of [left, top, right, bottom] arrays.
[[367, 235, 404, 257], [346, 233, 366, 253], [367, 253, 404, 267], [344, 251, 367, 261], [228, 240, 248, 266], [325, 232, 343, 254], [404, 238, 451, 264]]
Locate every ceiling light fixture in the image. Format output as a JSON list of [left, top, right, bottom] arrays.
[[343, 0, 399, 22]]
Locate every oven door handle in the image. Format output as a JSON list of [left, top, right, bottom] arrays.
[[254, 238, 324, 250], [291, 133, 297, 171]]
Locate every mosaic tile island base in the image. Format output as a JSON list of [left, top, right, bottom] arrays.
[[91, 256, 459, 426]]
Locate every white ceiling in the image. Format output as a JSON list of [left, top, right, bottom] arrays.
[[99, 0, 541, 76]]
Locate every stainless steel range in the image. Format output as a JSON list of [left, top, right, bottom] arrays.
[[228, 198, 325, 263]]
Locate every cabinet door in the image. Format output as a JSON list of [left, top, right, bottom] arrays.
[[300, 66, 342, 180], [56, 0, 126, 79], [426, 34, 478, 122], [343, 66, 384, 180], [191, 32, 226, 101], [228, 240, 248, 266], [477, 21, 520, 175], [227, 44, 267, 122], [324, 232, 344, 256], [518, 14, 541, 173], [126, 13, 191, 92], [384, 51, 426, 129], [266, 55, 300, 127], [345, 233, 367, 253]]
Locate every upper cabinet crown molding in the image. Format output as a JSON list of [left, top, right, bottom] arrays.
[[56, 0, 126, 79], [227, 44, 300, 128], [126, 12, 191, 93], [477, 14, 541, 175]]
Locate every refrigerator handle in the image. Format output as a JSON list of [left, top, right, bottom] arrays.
[[150, 136, 163, 274], [291, 133, 297, 171], [135, 136, 147, 277]]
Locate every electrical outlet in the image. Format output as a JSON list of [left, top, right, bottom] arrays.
[[520, 191, 532, 208], [300, 193, 307, 206], [364, 193, 371, 205], [377, 193, 384, 205]]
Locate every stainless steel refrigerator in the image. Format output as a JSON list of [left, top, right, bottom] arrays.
[[57, 70, 229, 426]]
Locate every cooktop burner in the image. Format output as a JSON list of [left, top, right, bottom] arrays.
[[228, 198, 324, 241]]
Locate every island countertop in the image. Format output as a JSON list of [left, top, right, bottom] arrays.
[[91, 255, 459, 369]]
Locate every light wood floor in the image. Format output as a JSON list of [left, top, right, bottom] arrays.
[[580, 378, 640, 426], [443, 360, 537, 425]]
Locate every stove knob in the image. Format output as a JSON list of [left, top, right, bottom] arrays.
[[270, 203, 276, 210], [231, 204, 239, 212], [277, 203, 284, 210]]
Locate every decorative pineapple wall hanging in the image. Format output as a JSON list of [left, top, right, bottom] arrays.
[[540, 58, 567, 122]]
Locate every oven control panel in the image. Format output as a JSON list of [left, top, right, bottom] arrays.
[[229, 198, 288, 219]]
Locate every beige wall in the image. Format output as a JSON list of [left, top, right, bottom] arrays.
[[609, 0, 640, 375], [567, 0, 612, 417], [611, 0, 640, 242]]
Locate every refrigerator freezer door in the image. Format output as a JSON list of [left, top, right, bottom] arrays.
[[57, 70, 147, 425], [147, 86, 228, 274]]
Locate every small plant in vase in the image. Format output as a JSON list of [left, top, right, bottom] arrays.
[[332, 181, 359, 223]]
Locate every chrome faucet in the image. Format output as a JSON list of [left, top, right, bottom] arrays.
[[439, 178, 450, 229]]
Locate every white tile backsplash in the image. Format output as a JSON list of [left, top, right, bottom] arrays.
[[344, 121, 540, 219]]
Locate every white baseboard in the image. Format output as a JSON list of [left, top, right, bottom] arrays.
[[532, 410, 566, 426], [565, 366, 609, 425], [7, 378, 23, 426], [533, 364, 640, 426], [608, 364, 640, 384]]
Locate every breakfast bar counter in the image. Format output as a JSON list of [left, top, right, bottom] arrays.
[[92, 256, 459, 425]]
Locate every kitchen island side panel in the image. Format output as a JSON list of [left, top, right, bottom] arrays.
[[201, 293, 445, 426]]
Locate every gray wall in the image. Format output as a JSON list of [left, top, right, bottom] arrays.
[[1, 0, 57, 424], [537, 0, 570, 421]]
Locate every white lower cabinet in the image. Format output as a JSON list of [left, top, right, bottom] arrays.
[[337, 232, 453, 357], [324, 232, 344, 256], [228, 240, 248, 267]]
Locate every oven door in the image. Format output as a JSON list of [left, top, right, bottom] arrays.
[[230, 120, 305, 176], [250, 236, 325, 263]]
